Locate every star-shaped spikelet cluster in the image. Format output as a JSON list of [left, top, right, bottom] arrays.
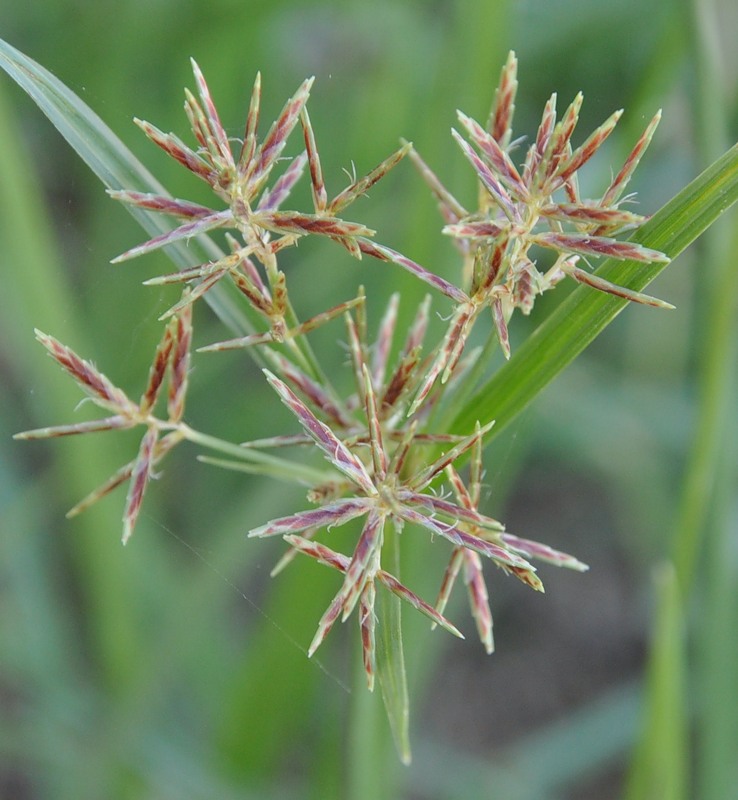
[[246, 301, 587, 687], [15, 305, 193, 543], [108, 60, 410, 352], [378, 52, 671, 411]]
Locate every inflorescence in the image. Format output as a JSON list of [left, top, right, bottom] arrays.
[[17, 52, 669, 687]]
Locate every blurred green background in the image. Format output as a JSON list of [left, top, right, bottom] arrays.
[[1, 1, 737, 798]]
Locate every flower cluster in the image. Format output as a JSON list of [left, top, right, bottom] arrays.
[[109, 60, 410, 351], [246, 300, 587, 683], [18, 53, 668, 691], [15, 305, 192, 544], [384, 52, 671, 410]]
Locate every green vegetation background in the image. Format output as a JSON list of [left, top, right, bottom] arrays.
[[1, 1, 736, 798]]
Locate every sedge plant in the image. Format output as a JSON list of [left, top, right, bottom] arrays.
[[6, 41, 738, 762]]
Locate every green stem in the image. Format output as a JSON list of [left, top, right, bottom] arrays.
[[178, 423, 334, 486], [347, 653, 385, 800], [671, 0, 736, 594]]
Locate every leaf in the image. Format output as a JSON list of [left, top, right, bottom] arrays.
[[450, 141, 738, 438]]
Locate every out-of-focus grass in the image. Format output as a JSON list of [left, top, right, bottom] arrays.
[[1, 1, 736, 798]]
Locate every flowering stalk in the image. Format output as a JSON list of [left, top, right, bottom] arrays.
[[16, 53, 674, 750]]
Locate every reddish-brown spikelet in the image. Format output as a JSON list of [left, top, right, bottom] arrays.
[[444, 220, 505, 240], [122, 426, 158, 545], [372, 293, 399, 390], [250, 77, 313, 188], [300, 107, 328, 212], [540, 203, 645, 229], [249, 499, 370, 539], [283, 533, 352, 572], [457, 111, 527, 199], [264, 350, 353, 429], [437, 457, 495, 653], [488, 50, 518, 146], [564, 172, 581, 204], [283, 534, 463, 639], [397, 506, 527, 569], [134, 119, 214, 184], [451, 129, 517, 221], [258, 152, 308, 212], [440, 303, 476, 380], [270, 271, 288, 326], [237, 72, 261, 176], [407, 305, 474, 416], [183, 89, 210, 151], [403, 294, 431, 354], [233, 242, 269, 296], [67, 460, 135, 519], [555, 108, 622, 184], [34, 330, 135, 414], [406, 143, 468, 224], [111, 210, 232, 264], [229, 267, 272, 314], [344, 309, 368, 405], [386, 420, 417, 478], [434, 548, 464, 622], [167, 303, 192, 423], [535, 231, 670, 263], [502, 564, 545, 592], [359, 239, 469, 304], [479, 232, 509, 294], [533, 94, 557, 162], [309, 592, 344, 657], [601, 110, 662, 209], [66, 430, 182, 520], [491, 297, 511, 359], [377, 567, 464, 637], [14, 416, 130, 441], [293, 296, 365, 340], [408, 419, 494, 492], [402, 492, 503, 534], [142, 263, 212, 287], [380, 347, 421, 413], [263, 370, 375, 495], [108, 190, 215, 220], [562, 262, 674, 309], [545, 93, 583, 178], [189, 59, 232, 167], [160, 271, 224, 321], [502, 532, 589, 571], [466, 554, 494, 654], [256, 210, 373, 239], [140, 322, 175, 415], [339, 511, 384, 621], [362, 365, 387, 480], [328, 142, 412, 215]]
